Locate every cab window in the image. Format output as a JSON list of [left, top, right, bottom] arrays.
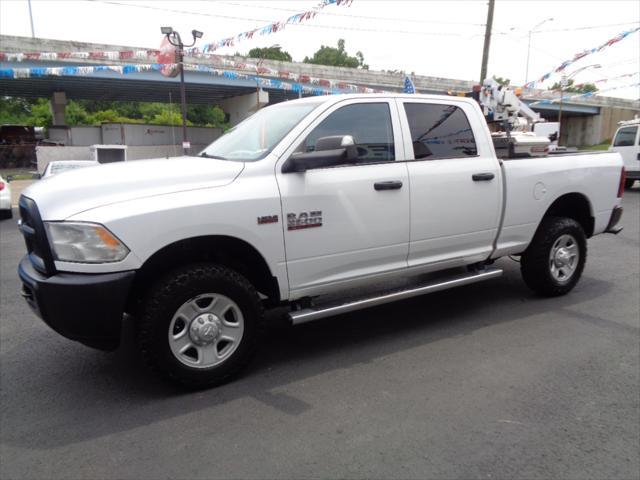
[[613, 127, 638, 147], [299, 103, 395, 163]]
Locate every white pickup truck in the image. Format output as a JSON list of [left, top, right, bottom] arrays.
[[18, 94, 626, 388]]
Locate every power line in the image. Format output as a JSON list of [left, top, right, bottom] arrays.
[[87, 0, 470, 38], [533, 22, 640, 33], [600, 58, 640, 68], [281, 22, 469, 37], [87, 0, 283, 23], [87, 1, 640, 42], [212, 0, 487, 27]]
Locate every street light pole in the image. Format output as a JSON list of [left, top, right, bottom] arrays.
[[525, 17, 553, 84], [161, 27, 203, 155]]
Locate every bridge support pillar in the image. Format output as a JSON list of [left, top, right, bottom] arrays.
[[50, 91, 67, 126], [219, 90, 269, 126]]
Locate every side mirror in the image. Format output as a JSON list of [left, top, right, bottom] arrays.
[[282, 135, 357, 173]]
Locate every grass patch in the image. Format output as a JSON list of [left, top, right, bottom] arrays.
[[578, 141, 611, 151]]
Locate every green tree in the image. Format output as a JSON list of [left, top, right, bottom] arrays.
[[149, 109, 192, 126], [64, 100, 90, 125], [0, 97, 33, 124], [247, 46, 292, 62], [187, 105, 227, 127], [28, 99, 53, 127], [138, 102, 167, 121], [0, 97, 52, 126], [549, 79, 598, 94], [304, 39, 368, 69], [0, 96, 229, 128], [492, 75, 510, 86]]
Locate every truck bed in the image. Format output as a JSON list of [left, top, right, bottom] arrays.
[[493, 151, 623, 258]]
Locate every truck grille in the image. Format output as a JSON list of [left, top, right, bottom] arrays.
[[19, 196, 56, 276]]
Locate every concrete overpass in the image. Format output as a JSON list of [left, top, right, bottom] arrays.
[[1, 35, 638, 145]]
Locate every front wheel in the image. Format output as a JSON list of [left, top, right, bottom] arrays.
[[521, 217, 587, 297], [137, 264, 265, 389]]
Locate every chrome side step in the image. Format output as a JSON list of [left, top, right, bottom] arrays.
[[289, 267, 503, 325]]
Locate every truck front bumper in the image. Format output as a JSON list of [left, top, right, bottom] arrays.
[[18, 256, 135, 351]]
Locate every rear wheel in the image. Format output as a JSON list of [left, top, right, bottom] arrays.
[[0, 209, 12, 220], [137, 263, 264, 389], [625, 178, 636, 189], [521, 217, 587, 297]]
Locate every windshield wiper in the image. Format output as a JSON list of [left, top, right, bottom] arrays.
[[200, 153, 227, 160]]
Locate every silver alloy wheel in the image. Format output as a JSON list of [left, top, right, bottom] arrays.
[[168, 293, 244, 368], [548, 233, 580, 284]]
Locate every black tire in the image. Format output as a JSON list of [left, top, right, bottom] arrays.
[[137, 263, 265, 389], [0, 209, 12, 220], [521, 216, 587, 297], [625, 178, 636, 189]]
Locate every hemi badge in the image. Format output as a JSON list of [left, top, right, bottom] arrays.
[[257, 215, 279, 225]]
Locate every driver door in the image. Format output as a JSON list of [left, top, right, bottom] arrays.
[[276, 99, 410, 297]]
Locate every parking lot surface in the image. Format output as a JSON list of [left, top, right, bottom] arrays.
[[1, 191, 638, 480]]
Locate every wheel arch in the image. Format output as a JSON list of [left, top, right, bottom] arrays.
[[542, 192, 595, 238], [126, 235, 281, 312]]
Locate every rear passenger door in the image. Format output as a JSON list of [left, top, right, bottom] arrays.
[[396, 99, 502, 268]]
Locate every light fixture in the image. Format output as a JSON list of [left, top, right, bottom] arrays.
[[161, 26, 173, 35], [192, 30, 203, 39]]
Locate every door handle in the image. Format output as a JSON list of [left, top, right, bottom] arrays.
[[374, 181, 403, 191], [472, 173, 495, 181]]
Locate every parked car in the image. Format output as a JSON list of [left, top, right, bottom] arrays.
[[0, 174, 12, 219], [41, 160, 99, 178], [611, 118, 639, 189], [17, 94, 625, 388]]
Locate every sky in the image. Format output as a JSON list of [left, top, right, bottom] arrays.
[[1, 0, 639, 99]]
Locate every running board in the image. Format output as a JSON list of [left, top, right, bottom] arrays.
[[289, 267, 503, 325]]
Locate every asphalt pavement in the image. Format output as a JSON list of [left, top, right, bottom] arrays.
[[1, 190, 639, 480]]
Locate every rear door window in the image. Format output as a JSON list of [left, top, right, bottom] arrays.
[[403, 103, 478, 159], [613, 127, 638, 147]]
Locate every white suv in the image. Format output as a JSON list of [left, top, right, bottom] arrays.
[[611, 118, 640, 189]]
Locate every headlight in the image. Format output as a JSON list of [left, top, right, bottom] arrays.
[[45, 222, 129, 263]]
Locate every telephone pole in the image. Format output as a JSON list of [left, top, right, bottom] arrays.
[[28, 0, 35, 38], [479, 0, 495, 83]]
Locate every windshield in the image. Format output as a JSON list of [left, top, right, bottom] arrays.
[[200, 102, 319, 162]]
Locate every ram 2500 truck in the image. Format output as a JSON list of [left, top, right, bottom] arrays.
[[18, 94, 625, 388]]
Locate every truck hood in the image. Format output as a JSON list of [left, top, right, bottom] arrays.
[[23, 156, 245, 220]]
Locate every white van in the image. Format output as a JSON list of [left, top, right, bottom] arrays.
[[611, 118, 639, 189]]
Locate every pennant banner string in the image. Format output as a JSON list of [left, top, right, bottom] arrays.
[[529, 81, 640, 107], [197, 0, 353, 54], [0, 63, 388, 95], [524, 26, 640, 88], [0, 0, 352, 60]]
